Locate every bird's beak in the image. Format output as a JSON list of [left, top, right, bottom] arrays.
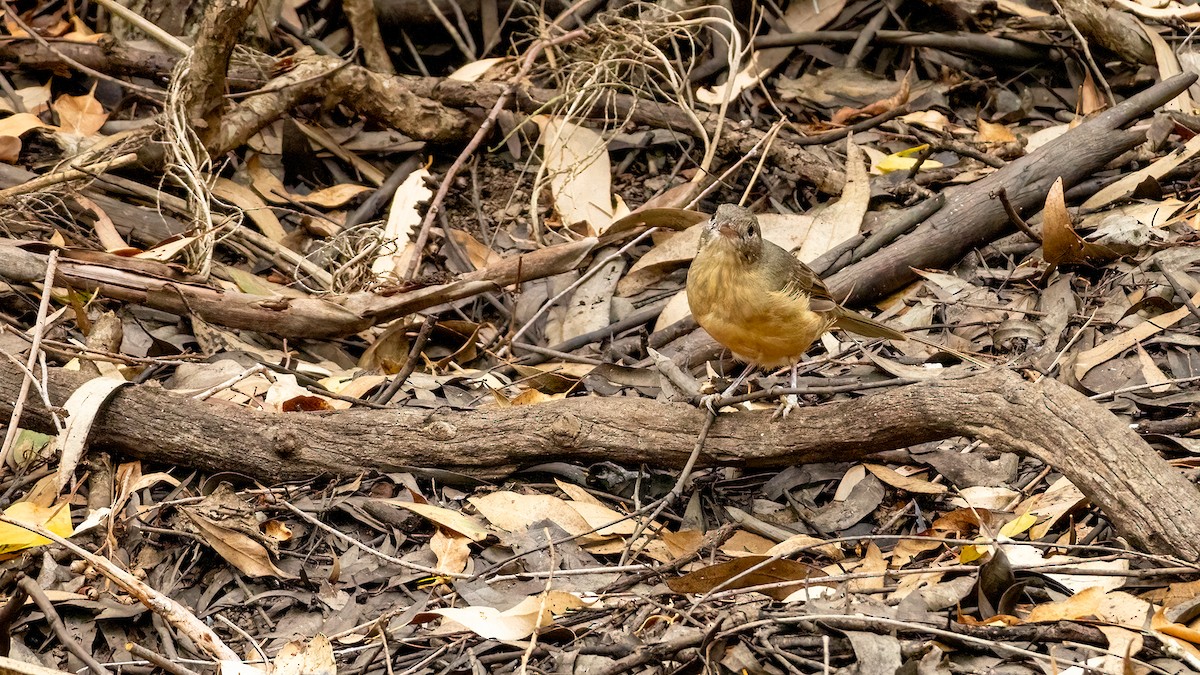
[[707, 218, 736, 238]]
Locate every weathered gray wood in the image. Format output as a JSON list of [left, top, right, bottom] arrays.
[[827, 73, 1199, 305], [5, 361, 1199, 559]]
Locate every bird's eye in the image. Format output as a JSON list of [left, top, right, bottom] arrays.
[[747, 225, 757, 236]]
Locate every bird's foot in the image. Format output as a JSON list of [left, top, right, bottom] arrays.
[[699, 393, 726, 415], [773, 394, 800, 420]]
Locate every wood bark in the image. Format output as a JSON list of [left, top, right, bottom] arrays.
[[5, 362, 1200, 559], [826, 72, 1198, 305]]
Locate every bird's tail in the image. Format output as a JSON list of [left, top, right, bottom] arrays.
[[833, 308, 991, 366], [832, 308, 908, 341]]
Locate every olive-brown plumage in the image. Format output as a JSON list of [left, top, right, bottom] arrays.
[[686, 204, 906, 413]]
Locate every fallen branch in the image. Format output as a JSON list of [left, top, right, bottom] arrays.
[[5, 362, 1199, 559], [0, 235, 597, 339], [827, 72, 1199, 305]]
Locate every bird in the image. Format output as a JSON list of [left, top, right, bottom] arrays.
[[686, 203, 909, 418]]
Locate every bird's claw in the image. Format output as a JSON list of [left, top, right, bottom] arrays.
[[699, 393, 725, 414], [773, 394, 800, 420]]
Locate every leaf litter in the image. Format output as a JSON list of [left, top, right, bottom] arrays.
[[4, 2, 1200, 674]]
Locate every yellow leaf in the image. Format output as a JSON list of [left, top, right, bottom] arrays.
[[959, 544, 987, 564], [0, 500, 72, 554], [999, 513, 1038, 538], [872, 144, 944, 174]]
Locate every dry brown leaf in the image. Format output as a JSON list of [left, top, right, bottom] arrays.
[[382, 500, 492, 541], [52, 89, 107, 137], [864, 463, 947, 494], [371, 168, 431, 281], [1084, 134, 1200, 210], [1027, 585, 1105, 622], [948, 486, 1019, 511], [848, 543, 888, 592], [447, 57, 512, 82], [263, 374, 339, 412], [537, 117, 617, 235], [976, 119, 1017, 144], [246, 152, 292, 204], [0, 135, 19, 163], [430, 528, 471, 575], [560, 251, 626, 341], [1073, 290, 1200, 380], [720, 530, 776, 557], [795, 139, 869, 262], [1139, 19, 1193, 113], [73, 194, 130, 253], [833, 464, 868, 501], [297, 183, 371, 209], [662, 529, 705, 559], [424, 591, 586, 640], [1097, 591, 1155, 628], [273, 634, 335, 675], [1079, 71, 1106, 115], [448, 230, 501, 270], [15, 82, 51, 114], [1136, 344, 1172, 393], [62, 16, 105, 43], [469, 491, 591, 537], [184, 510, 294, 579], [57, 375, 129, 491], [766, 533, 845, 561], [1042, 177, 1115, 270], [0, 112, 50, 137], [553, 478, 604, 506], [666, 556, 830, 601], [832, 73, 910, 125], [212, 178, 287, 241]]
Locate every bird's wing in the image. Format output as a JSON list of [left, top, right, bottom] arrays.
[[767, 242, 906, 340], [760, 245, 839, 314]]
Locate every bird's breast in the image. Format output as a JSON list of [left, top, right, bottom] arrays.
[[687, 250, 830, 366]]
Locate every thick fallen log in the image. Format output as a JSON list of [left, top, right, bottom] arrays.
[[827, 72, 1199, 305], [5, 362, 1200, 559]]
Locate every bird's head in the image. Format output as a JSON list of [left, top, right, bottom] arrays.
[[699, 204, 763, 263]]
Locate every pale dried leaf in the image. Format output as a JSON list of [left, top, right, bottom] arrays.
[[213, 178, 287, 241], [864, 463, 947, 494], [371, 168, 432, 281], [183, 510, 295, 578], [1074, 290, 1200, 380], [430, 528, 471, 575], [381, 500, 491, 541], [1042, 177, 1115, 268], [52, 90, 107, 137], [273, 634, 335, 675], [796, 139, 869, 262], [57, 376, 129, 491], [1084, 133, 1200, 210], [0, 112, 50, 137], [297, 183, 372, 209], [447, 57, 511, 82], [538, 118, 616, 234]]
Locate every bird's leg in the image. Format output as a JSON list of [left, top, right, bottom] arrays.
[[700, 365, 755, 414], [773, 362, 801, 420]]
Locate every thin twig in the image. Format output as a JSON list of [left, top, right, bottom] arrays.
[[0, 250, 59, 474], [994, 187, 1042, 243], [375, 315, 438, 404], [403, 29, 586, 279]]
